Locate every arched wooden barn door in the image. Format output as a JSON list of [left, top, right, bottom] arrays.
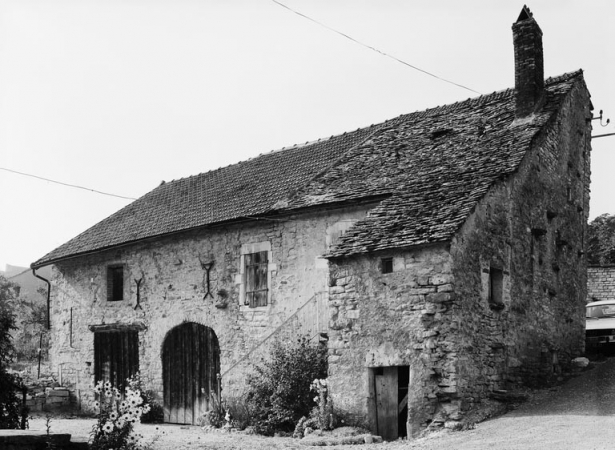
[[162, 322, 220, 424]]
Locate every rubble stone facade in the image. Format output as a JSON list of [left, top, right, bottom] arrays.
[[47, 206, 370, 412]]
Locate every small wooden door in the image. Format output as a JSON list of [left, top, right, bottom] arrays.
[[162, 323, 220, 424], [374, 366, 409, 440]]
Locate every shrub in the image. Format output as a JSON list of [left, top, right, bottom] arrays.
[[0, 276, 28, 429], [11, 287, 48, 363], [200, 392, 225, 428], [310, 378, 334, 431], [224, 395, 252, 430], [245, 336, 327, 435], [293, 379, 335, 438]]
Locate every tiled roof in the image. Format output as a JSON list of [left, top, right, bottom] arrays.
[[32, 71, 584, 267], [320, 71, 585, 257]]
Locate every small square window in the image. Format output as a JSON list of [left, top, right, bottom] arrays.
[[107, 265, 124, 302], [381, 258, 393, 274]]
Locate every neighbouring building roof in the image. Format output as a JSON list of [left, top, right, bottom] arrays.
[[32, 71, 585, 268]]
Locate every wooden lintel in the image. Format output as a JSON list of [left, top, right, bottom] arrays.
[[88, 322, 147, 333]]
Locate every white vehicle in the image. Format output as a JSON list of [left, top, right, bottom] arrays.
[[586, 300, 615, 350]]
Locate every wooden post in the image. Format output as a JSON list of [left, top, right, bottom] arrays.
[[406, 367, 421, 439], [20, 386, 27, 430]]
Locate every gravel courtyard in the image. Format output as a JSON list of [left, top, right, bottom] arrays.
[[29, 357, 615, 450]]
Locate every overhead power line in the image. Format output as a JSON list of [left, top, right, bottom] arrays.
[[271, 0, 482, 95], [0, 167, 137, 200]]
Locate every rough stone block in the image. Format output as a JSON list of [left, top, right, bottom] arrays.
[[329, 286, 345, 294], [426, 292, 454, 303], [47, 389, 69, 397], [430, 274, 453, 285]]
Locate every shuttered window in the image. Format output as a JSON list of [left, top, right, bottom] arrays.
[[94, 330, 139, 389], [107, 265, 124, 301], [245, 251, 268, 308]]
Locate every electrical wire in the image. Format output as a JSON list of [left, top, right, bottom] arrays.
[[271, 0, 482, 95], [0, 167, 137, 200]]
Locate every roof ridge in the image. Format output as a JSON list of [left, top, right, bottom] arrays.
[[157, 70, 585, 188]]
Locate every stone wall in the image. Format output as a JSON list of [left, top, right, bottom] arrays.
[[449, 77, 591, 403], [587, 266, 615, 303], [47, 204, 372, 413], [327, 245, 456, 435]]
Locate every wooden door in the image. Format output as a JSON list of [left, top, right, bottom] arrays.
[[94, 330, 139, 390], [374, 366, 409, 440], [375, 367, 398, 440], [162, 323, 220, 424]]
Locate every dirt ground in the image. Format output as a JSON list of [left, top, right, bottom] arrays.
[[28, 357, 615, 449]]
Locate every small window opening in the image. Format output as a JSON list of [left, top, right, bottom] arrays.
[[488, 267, 504, 310], [380, 258, 393, 273], [381, 258, 393, 274], [107, 265, 124, 301]]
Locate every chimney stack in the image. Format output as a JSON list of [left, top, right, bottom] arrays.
[[512, 5, 544, 117]]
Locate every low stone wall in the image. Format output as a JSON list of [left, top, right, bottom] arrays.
[[0, 430, 81, 450], [19, 373, 76, 412], [25, 387, 73, 412]]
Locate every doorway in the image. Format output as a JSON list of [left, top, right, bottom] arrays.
[[370, 366, 409, 440], [162, 322, 220, 424]]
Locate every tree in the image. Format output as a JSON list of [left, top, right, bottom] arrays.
[[587, 214, 615, 266], [11, 286, 48, 362], [0, 275, 24, 429]]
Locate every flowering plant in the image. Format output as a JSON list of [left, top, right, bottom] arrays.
[[310, 378, 333, 431], [126, 372, 164, 423], [89, 380, 154, 450]]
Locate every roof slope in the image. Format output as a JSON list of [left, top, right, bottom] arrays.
[[32, 71, 584, 267], [320, 72, 585, 257]]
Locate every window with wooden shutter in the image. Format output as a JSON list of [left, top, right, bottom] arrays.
[[245, 251, 268, 308], [107, 265, 124, 301]]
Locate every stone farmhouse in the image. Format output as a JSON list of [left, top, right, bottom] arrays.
[[32, 7, 592, 440]]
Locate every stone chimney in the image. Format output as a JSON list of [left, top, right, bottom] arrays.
[[512, 5, 544, 117]]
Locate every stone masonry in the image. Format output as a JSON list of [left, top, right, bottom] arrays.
[[47, 205, 371, 413], [587, 266, 615, 303]]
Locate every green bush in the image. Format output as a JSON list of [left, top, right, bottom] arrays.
[[245, 337, 327, 435]]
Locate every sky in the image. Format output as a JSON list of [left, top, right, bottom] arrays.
[[1, 0, 614, 270]]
